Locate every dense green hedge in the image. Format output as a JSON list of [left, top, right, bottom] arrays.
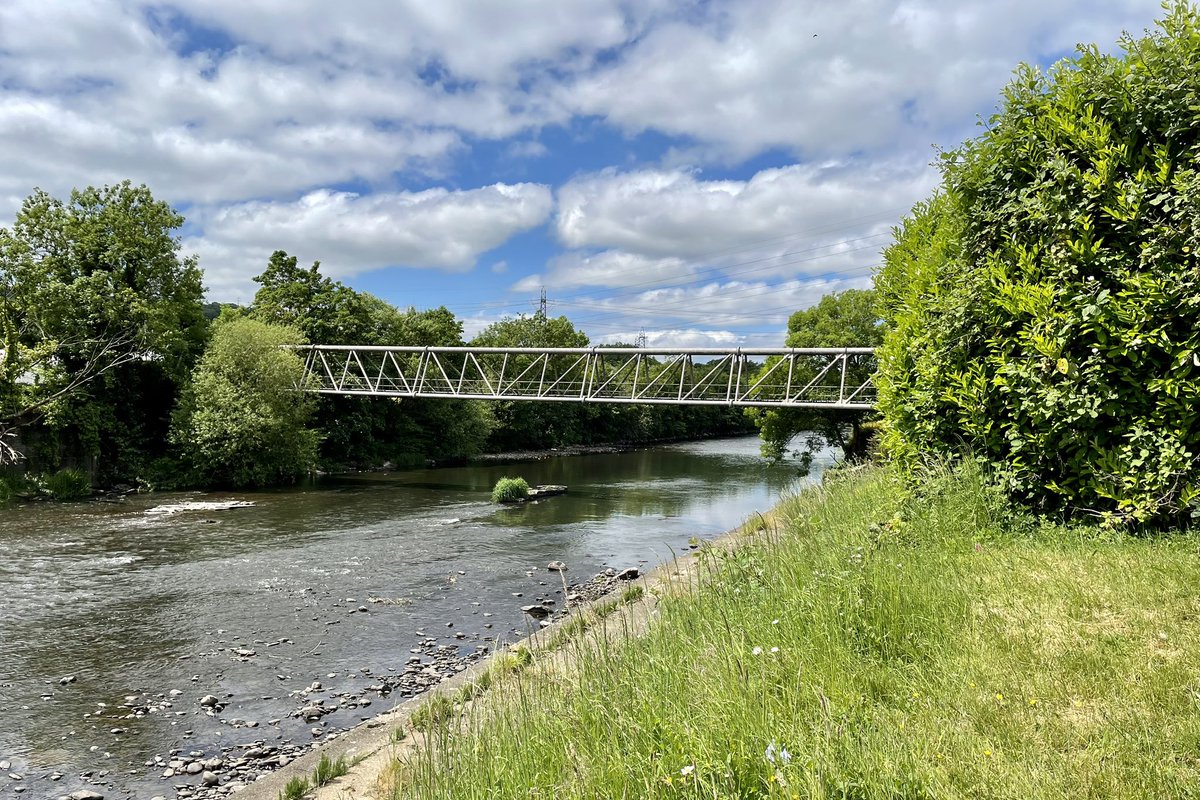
[[876, 4, 1200, 524]]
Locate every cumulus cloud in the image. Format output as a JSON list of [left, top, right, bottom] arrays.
[[516, 250, 691, 291], [186, 183, 553, 300], [595, 328, 745, 349], [557, 162, 934, 256], [554, 274, 874, 347], [549, 161, 931, 291], [0, 0, 1167, 349], [564, 0, 1163, 161]]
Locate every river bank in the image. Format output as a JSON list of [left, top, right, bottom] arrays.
[[43, 565, 647, 800], [464, 431, 756, 467], [0, 437, 807, 800], [287, 463, 1200, 800]]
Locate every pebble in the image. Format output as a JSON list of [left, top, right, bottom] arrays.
[[33, 566, 637, 800]]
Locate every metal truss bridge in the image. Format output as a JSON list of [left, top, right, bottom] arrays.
[[295, 346, 876, 410]]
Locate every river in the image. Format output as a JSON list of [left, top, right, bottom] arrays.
[[0, 436, 826, 799]]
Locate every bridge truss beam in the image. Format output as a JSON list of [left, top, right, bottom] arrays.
[[294, 346, 876, 410]]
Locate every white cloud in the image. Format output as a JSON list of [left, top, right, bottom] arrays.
[[556, 274, 873, 345], [0, 0, 1170, 346], [187, 184, 553, 301], [554, 161, 933, 284], [0, 0, 1162, 216], [595, 328, 745, 349], [516, 251, 691, 291], [563, 0, 1163, 161], [166, 0, 670, 83]]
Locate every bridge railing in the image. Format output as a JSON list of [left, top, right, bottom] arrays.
[[291, 346, 877, 409]]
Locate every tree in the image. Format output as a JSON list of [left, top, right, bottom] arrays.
[[171, 316, 317, 487], [876, 3, 1200, 524], [0, 182, 205, 470], [249, 255, 492, 467], [471, 312, 590, 450], [251, 250, 372, 344], [751, 289, 882, 471]]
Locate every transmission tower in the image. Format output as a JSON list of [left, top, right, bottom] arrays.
[[635, 328, 647, 348], [538, 286, 548, 317]]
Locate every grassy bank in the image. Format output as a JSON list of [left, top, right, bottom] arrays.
[[384, 465, 1200, 799]]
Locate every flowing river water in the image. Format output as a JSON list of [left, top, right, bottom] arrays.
[[0, 436, 827, 799]]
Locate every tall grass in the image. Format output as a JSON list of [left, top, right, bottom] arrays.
[[386, 464, 1200, 798], [41, 467, 92, 500], [491, 477, 530, 504]]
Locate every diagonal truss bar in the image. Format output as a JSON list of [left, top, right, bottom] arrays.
[[290, 346, 877, 410]]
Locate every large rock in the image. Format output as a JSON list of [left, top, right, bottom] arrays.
[[546, 561, 567, 572], [527, 485, 567, 499], [520, 604, 551, 620]]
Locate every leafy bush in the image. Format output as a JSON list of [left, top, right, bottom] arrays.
[[41, 468, 91, 501], [491, 476, 530, 504], [171, 317, 318, 488], [877, 4, 1200, 525]]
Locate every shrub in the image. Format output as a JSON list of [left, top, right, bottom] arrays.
[[41, 468, 91, 501], [170, 317, 318, 488], [491, 476, 530, 504], [876, 4, 1200, 525]]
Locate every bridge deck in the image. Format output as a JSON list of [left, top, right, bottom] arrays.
[[295, 346, 876, 410]]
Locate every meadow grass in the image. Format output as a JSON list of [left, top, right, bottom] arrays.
[[276, 752, 348, 799], [386, 464, 1200, 798]]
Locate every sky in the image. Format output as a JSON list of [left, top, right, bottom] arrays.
[[0, 0, 1167, 347]]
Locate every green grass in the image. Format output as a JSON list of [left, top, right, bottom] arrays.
[[410, 694, 457, 733], [491, 476, 530, 504], [40, 468, 91, 500], [278, 775, 310, 800], [312, 752, 348, 787], [386, 463, 1200, 799], [275, 753, 348, 799]]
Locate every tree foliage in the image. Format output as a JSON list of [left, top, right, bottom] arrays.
[[171, 316, 318, 488], [876, 3, 1200, 524], [471, 312, 591, 450], [752, 289, 882, 470], [0, 182, 205, 471], [249, 252, 493, 467]]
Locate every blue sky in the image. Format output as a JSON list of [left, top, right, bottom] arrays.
[[0, 0, 1165, 346]]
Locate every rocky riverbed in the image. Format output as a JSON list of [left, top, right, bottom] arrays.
[[16, 565, 643, 800], [0, 436, 805, 800]]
